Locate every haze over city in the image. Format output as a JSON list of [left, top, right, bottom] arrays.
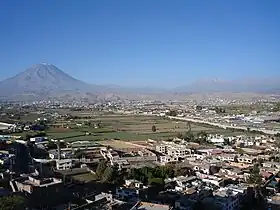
[[1, 0, 280, 88]]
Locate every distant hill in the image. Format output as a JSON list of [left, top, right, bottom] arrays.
[[173, 78, 280, 93], [0, 63, 96, 100], [0, 63, 279, 101], [0, 63, 168, 101]]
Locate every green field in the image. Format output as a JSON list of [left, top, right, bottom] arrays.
[[39, 114, 247, 142], [11, 113, 249, 142]]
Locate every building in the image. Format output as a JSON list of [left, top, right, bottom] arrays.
[[30, 137, 46, 143], [210, 186, 246, 210], [131, 201, 170, 210], [125, 179, 144, 189], [159, 155, 179, 165], [49, 150, 72, 159], [217, 154, 236, 162], [11, 176, 67, 208], [12, 176, 62, 194], [155, 145, 167, 154], [237, 156, 256, 164], [262, 162, 280, 169], [155, 142, 191, 158], [56, 159, 72, 170], [167, 147, 191, 157], [116, 187, 139, 200], [207, 136, 225, 144]]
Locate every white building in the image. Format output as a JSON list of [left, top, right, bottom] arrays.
[[155, 145, 167, 154], [56, 159, 72, 170], [159, 155, 179, 165], [125, 179, 143, 189], [237, 156, 256, 164], [217, 154, 236, 162], [208, 137, 225, 144]]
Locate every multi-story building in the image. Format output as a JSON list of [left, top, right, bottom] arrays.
[[167, 146, 191, 157], [155, 145, 167, 154], [155, 142, 191, 158]]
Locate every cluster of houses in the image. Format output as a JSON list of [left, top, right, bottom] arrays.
[[1, 131, 280, 209]]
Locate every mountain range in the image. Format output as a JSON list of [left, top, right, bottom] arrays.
[[0, 63, 279, 101]]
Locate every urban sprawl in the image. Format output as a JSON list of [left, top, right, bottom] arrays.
[[0, 99, 280, 210]]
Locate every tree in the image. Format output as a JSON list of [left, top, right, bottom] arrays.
[[248, 164, 262, 186], [168, 110, 177, 116], [275, 133, 280, 138], [174, 166, 191, 177], [197, 131, 207, 142], [74, 149, 85, 158], [47, 141, 57, 150], [187, 122, 191, 132], [183, 131, 195, 142], [196, 105, 203, 111], [0, 195, 26, 210], [96, 160, 107, 178], [152, 125, 157, 132], [24, 134, 32, 141], [176, 132, 183, 139], [101, 166, 114, 183], [148, 177, 164, 185], [215, 106, 226, 114], [209, 166, 220, 175], [224, 138, 230, 145]]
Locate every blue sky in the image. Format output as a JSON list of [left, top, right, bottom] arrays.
[[0, 0, 279, 87]]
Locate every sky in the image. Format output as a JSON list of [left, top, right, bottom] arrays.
[[0, 0, 279, 88]]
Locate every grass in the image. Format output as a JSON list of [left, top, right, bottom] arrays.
[[13, 114, 249, 142]]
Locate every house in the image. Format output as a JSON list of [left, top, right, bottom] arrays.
[[30, 137, 46, 143], [217, 154, 236, 162], [125, 179, 144, 189], [237, 156, 256, 164], [116, 187, 139, 200], [0, 153, 15, 165], [56, 159, 72, 170], [208, 137, 225, 144], [131, 201, 170, 210], [11, 176, 65, 208], [159, 155, 179, 165], [49, 150, 72, 159], [189, 161, 210, 175], [262, 162, 280, 169], [209, 185, 248, 210]]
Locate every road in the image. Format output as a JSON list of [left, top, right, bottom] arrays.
[[166, 116, 279, 135]]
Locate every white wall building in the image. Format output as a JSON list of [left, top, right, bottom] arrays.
[[56, 159, 72, 170]]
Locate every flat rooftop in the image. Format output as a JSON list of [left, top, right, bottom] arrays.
[[137, 202, 169, 210], [20, 176, 62, 187]]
